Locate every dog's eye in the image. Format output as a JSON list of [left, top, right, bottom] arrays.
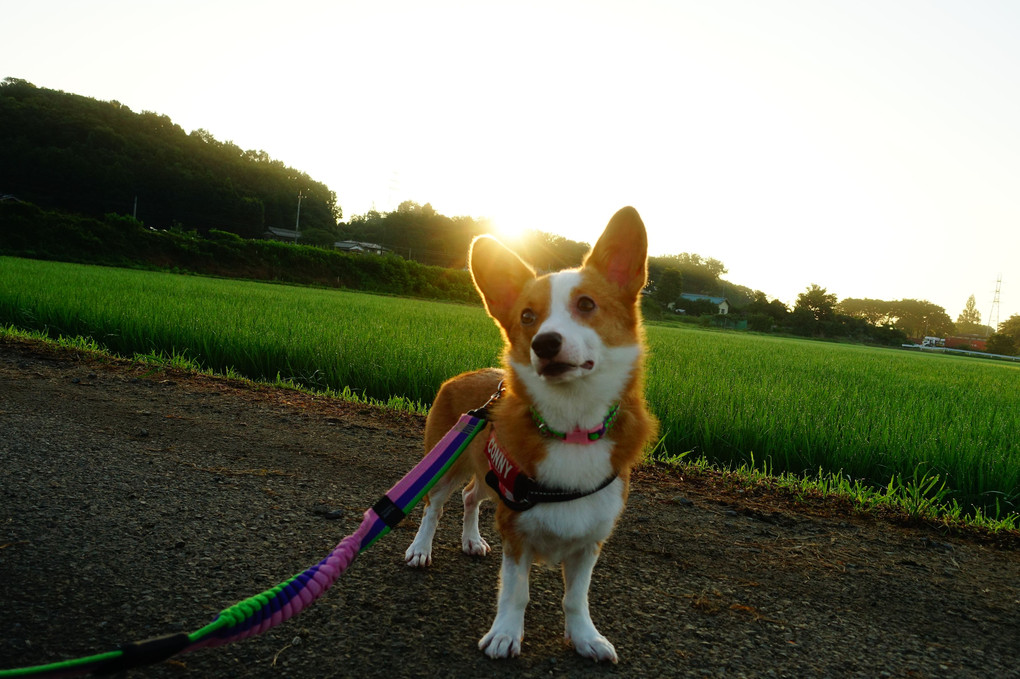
[[521, 308, 537, 325], [577, 296, 596, 313]]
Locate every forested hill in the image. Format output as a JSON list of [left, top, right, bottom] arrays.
[[0, 78, 339, 237]]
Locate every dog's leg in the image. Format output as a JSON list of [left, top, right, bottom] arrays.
[[460, 478, 490, 557], [479, 548, 531, 659], [404, 474, 458, 568], [562, 545, 617, 663]]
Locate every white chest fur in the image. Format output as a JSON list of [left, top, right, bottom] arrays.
[[516, 439, 625, 564]]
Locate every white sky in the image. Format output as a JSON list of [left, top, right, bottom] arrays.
[[4, 0, 1018, 323]]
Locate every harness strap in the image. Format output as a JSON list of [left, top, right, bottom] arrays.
[[484, 469, 617, 512], [484, 430, 618, 512]]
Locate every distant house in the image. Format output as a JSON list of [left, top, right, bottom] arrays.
[[334, 240, 389, 255], [677, 293, 730, 315], [265, 226, 302, 241]]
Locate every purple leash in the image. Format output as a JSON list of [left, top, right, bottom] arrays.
[[2, 385, 501, 678]]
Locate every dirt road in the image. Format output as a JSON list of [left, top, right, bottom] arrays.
[[1, 338, 1017, 678]]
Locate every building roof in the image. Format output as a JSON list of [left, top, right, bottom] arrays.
[[265, 226, 301, 240], [680, 293, 729, 305], [334, 240, 389, 253]]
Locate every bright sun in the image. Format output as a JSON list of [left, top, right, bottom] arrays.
[[489, 217, 528, 243]]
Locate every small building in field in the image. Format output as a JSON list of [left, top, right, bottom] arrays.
[[677, 293, 730, 315], [334, 240, 389, 255]]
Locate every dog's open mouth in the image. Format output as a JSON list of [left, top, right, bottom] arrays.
[[539, 360, 595, 378]]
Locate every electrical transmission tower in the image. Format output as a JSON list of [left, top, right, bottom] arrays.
[[987, 274, 1002, 336]]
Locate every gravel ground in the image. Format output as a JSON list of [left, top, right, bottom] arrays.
[[1, 337, 1018, 678]]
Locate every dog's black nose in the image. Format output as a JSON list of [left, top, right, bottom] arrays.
[[532, 332, 562, 359]]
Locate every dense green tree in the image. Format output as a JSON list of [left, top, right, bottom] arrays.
[[888, 299, 954, 338], [986, 333, 1018, 356], [299, 226, 342, 247], [787, 306, 819, 337], [998, 314, 1020, 340], [837, 298, 895, 326], [838, 296, 954, 339], [648, 253, 726, 294], [746, 290, 789, 322], [653, 268, 683, 307], [956, 294, 984, 335], [795, 284, 838, 322], [0, 79, 340, 236], [340, 203, 590, 271], [342, 201, 490, 268]]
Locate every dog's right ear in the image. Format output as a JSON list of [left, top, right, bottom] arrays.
[[584, 206, 648, 300], [469, 235, 536, 331]]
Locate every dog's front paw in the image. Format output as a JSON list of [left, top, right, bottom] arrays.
[[479, 628, 522, 659], [462, 535, 491, 557], [567, 631, 618, 664], [404, 543, 433, 568]]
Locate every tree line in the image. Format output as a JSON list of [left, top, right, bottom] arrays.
[[342, 200, 592, 271], [740, 286, 1018, 353], [0, 78, 339, 238], [4, 77, 1015, 354]]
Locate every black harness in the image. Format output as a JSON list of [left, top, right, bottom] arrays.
[[483, 427, 618, 512]]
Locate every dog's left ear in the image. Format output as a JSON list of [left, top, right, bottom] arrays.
[[584, 206, 648, 299]]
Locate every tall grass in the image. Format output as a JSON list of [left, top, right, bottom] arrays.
[[0, 258, 500, 407], [2, 257, 1018, 516], [645, 328, 1020, 513]]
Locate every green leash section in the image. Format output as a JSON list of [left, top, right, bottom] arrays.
[[0, 400, 497, 678], [0, 651, 123, 678]]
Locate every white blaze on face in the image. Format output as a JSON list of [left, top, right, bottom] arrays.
[[530, 272, 603, 378], [512, 270, 642, 434]]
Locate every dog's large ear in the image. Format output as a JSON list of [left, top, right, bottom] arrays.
[[583, 206, 648, 299], [470, 235, 536, 330]]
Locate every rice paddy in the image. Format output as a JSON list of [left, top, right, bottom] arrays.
[[2, 256, 1018, 519]]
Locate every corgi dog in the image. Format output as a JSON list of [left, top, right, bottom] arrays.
[[404, 206, 656, 663]]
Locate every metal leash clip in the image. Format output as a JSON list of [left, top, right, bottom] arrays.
[[468, 379, 505, 420]]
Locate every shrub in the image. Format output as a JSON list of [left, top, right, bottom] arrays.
[[0, 201, 477, 304], [208, 229, 244, 243]]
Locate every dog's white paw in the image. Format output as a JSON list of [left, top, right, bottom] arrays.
[[462, 535, 491, 557], [567, 631, 618, 664], [404, 544, 432, 568], [479, 628, 522, 659]]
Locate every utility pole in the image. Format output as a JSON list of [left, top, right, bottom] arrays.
[[294, 191, 304, 242], [132, 196, 138, 221]]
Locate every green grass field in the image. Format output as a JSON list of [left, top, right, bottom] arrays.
[[3, 257, 1018, 520]]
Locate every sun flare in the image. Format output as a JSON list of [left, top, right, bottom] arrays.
[[489, 217, 528, 244]]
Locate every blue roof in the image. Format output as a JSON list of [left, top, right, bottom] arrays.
[[680, 293, 728, 305]]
